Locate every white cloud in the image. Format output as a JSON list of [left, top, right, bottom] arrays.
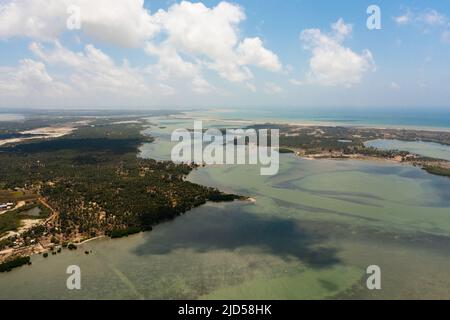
[[394, 8, 450, 43], [421, 9, 447, 26], [289, 78, 303, 86], [300, 19, 375, 87], [245, 82, 256, 92], [331, 18, 353, 40], [144, 42, 214, 94], [30, 42, 150, 95], [76, 0, 160, 47], [237, 37, 282, 72], [390, 82, 400, 90], [264, 82, 283, 94], [0, 1, 283, 101], [0, 0, 66, 41], [149, 1, 282, 84], [394, 10, 413, 25], [441, 30, 450, 44], [0, 0, 159, 47], [395, 9, 448, 27], [0, 59, 71, 97]]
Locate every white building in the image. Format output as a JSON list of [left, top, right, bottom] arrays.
[[0, 202, 14, 210]]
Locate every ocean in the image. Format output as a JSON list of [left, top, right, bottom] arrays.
[[0, 113, 24, 122], [189, 107, 450, 130]]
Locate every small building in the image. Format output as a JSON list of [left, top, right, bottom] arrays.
[[0, 202, 14, 210]]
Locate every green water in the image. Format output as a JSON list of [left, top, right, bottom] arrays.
[[0, 117, 449, 300], [365, 139, 450, 161]]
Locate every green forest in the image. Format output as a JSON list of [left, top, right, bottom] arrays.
[[0, 120, 243, 251]]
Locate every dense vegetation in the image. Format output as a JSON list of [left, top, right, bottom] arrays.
[[0, 256, 31, 272], [0, 211, 21, 236], [245, 123, 450, 178], [248, 123, 450, 149], [0, 120, 242, 248], [424, 166, 450, 177], [278, 148, 295, 154]]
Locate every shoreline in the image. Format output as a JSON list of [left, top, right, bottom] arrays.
[[77, 235, 106, 245], [1, 113, 448, 269], [0, 116, 252, 266], [177, 112, 450, 133], [0, 126, 77, 147], [292, 151, 450, 177]]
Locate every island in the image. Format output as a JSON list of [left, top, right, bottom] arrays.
[[246, 123, 450, 177]]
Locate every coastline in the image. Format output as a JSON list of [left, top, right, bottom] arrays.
[[178, 111, 450, 133], [0, 126, 77, 147], [0, 116, 252, 267], [1, 112, 449, 272], [291, 150, 450, 178], [1, 113, 450, 299]]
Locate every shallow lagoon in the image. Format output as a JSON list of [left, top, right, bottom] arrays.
[[365, 139, 450, 161], [1, 118, 450, 299]]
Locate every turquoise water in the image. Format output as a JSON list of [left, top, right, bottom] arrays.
[[365, 139, 450, 161], [188, 108, 450, 130], [0, 114, 24, 122], [0, 116, 450, 299]]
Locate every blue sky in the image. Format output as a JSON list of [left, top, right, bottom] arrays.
[[0, 0, 449, 109]]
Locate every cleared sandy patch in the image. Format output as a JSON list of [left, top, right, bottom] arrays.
[[21, 126, 76, 137], [18, 219, 43, 233], [112, 120, 142, 125], [0, 126, 76, 146]]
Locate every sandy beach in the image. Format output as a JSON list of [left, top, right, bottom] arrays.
[[0, 126, 76, 147], [178, 111, 450, 133]]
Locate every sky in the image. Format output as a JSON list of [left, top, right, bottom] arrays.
[[0, 0, 449, 109]]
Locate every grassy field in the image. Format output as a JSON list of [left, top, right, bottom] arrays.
[[0, 190, 38, 203], [0, 200, 49, 237], [0, 211, 21, 236]]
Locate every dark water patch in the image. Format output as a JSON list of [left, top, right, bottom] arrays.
[[356, 164, 404, 176], [272, 198, 380, 222], [274, 165, 448, 208], [396, 167, 430, 180], [277, 215, 450, 259], [425, 179, 450, 207], [133, 204, 341, 268], [0, 133, 38, 139], [333, 221, 450, 256], [325, 196, 383, 207], [392, 168, 450, 207], [18, 206, 41, 217], [274, 180, 385, 202]]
